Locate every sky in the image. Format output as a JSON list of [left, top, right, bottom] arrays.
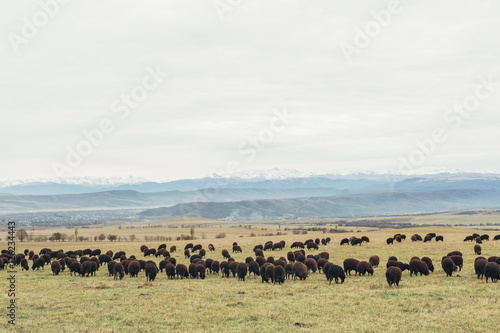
[[0, 0, 499, 182]]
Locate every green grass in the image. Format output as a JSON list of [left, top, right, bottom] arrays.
[[1, 226, 499, 332]]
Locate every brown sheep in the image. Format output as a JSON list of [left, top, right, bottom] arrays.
[[255, 256, 266, 267], [388, 256, 398, 262], [184, 243, 194, 250], [170, 246, 177, 253], [20, 258, 29, 271], [369, 255, 380, 267], [199, 249, 206, 258], [386, 238, 394, 245], [255, 249, 264, 257], [386, 266, 402, 287], [441, 257, 456, 277], [340, 238, 349, 245], [343, 258, 360, 276], [474, 245, 481, 255], [447, 251, 462, 257], [90, 257, 100, 270], [287, 251, 295, 263], [112, 251, 125, 260], [351, 238, 362, 246], [318, 252, 330, 260], [435, 235, 443, 242], [128, 261, 141, 277], [32, 258, 45, 270], [386, 260, 410, 272], [475, 237, 482, 244], [292, 262, 309, 280], [474, 259, 487, 279], [176, 264, 189, 279], [411, 256, 420, 261], [304, 258, 318, 273], [409, 260, 429, 277], [81, 261, 93, 277], [237, 262, 247, 281], [295, 254, 306, 263], [166, 257, 176, 266], [192, 244, 202, 252], [233, 245, 242, 253], [144, 249, 156, 257], [140, 245, 148, 252], [221, 249, 230, 259], [196, 264, 206, 279], [211, 260, 220, 275], [267, 257, 275, 264], [307, 242, 319, 250], [145, 262, 158, 281], [317, 258, 328, 273], [249, 261, 260, 276], [51, 261, 61, 275], [208, 244, 215, 251], [449, 255, 463, 271], [356, 261, 374, 276], [274, 265, 285, 284], [484, 262, 500, 283], [163, 262, 175, 279], [184, 249, 191, 259], [113, 262, 124, 280], [285, 263, 293, 279], [421, 257, 434, 272], [229, 261, 239, 278], [260, 263, 271, 283]]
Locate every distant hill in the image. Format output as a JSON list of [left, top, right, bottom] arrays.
[[138, 189, 500, 221]]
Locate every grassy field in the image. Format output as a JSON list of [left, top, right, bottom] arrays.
[[1, 223, 499, 332]]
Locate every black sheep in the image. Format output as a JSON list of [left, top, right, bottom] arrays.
[[340, 238, 349, 246], [343, 258, 360, 276], [474, 259, 488, 279], [441, 257, 456, 277], [325, 264, 345, 284], [249, 261, 260, 276], [449, 255, 463, 271], [107, 261, 116, 276], [70, 261, 81, 276], [435, 235, 444, 242], [386, 260, 409, 272], [32, 258, 45, 270], [484, 262, 500, 283], [409, 260, 429, 277], [421, 257, 434, 272], [386, 238, 394, 245], [176, 264, 189, 279]]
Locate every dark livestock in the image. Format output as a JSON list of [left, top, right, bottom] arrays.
[[325, 264, 345, 284], [409, 260, 429, 277], [484, 262, 500, 283], [386, 266, 402, 287], [237, 262, 247, 281], [343, 258, 360, 276], [113, 262, 124, 280], [292, 262, 308, 280], [356, 261, 374, 276]]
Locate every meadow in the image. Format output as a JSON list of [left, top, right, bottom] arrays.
[[1, 220, 499, 333]]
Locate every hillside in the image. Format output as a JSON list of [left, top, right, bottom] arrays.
[[138, 189, 500, 220]]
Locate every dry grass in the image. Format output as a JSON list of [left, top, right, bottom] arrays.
[[1, 224, 499, 332]]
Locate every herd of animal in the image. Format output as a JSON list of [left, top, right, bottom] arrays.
[[2, 232, 500, 287]]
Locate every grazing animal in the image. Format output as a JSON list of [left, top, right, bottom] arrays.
[[350, 238, 362, 246], [474, 245, 482, 255], [423, 235, 432, 242], [192, 244, 202, 252], [435, 235, 444, 242], [493, 234, 500, 241], [196, 264, 206, 279], [449, 255, 463, 271], [386, 266, 402, 287], [165, 263, 176, 279], [221, 249, 230, 259], [32, 258, 45, 270], [145, 262, 158, 281], [260, 263, 271, 283], [484, 262, 500, 283], [184, 249, 191, 259], [185, 243, 194, 250], [287, 251, 295, 263], [144, 249, 156, 257], [326, 264, 345, 284], [475, 237, 482, 244], [255, 256, 266, 267], [274, 265, 285, 284], [69, 261, 81, 276], [113, 262, 124, 280], [304, 258, 318, 273], [199, 249, 206, 258], [474, 259, 488, 279], [307, 242, 319, 250], [361, 236, 370, 243], [386, 238, 394, 245], [295, 254, 306, 263], [176, 264, 189, 279], [233, 245, 242, 253], [441, 257, 456, 277], [340, 238, 349, 246], [318, 252, 329, 260], [91, 249, 101, 257], [409, 260, 429, 276], [249, 261, 260, 276], [20, 258, 29, 271], [317, 258, 328, 273], [170, 246, 177, 253], [369, 255, 380, 267], [237, 263, 247, 281], [421, 257, 434, 272], [254, 249, 264, 257], [208, 244, 215, 251], [51, 261, 61, 275], [356, 261, 374, 276], [447, 251, 462, 257], [292, 262, 309, 280], [228, 261, 239, 278], [386, 260, 409, 272], [98, 255, 111, 266], [464, 236, 474, 242], [480, 234, 489, 241], [128, 261, 141, 277], [81, 261, 93, 277], [343, 258, 360, 276], [107, 261, 116, 276]]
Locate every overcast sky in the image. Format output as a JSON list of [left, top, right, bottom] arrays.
[[1, 0, 499, 182]]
